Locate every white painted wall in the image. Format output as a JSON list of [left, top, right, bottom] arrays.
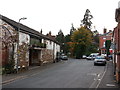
[[19, 32, 30, 45], [54, 43, 60, 59], [43, 39, 60, 60], [46, 40, 53, 50]]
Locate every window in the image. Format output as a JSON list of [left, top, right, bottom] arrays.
[[103, 37, 106, 40]]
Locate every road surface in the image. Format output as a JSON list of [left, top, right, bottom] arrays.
[[3, 58, 108, 88]]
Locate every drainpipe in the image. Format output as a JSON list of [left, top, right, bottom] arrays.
[[53, 42, 55, 63]]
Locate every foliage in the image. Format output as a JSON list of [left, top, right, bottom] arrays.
[[1, 24, 17, 49], [63, 34, 71, 54], [55, 30, 65, 52], [70, 26, 93, 58], [55, 29, 65, 44], [71, 27, 93, 46], [30, 38, 46, 48], [65, 34, 71, 42], [93, 35, 99, 44], [62, 24, 76, 54], [70, 23, 76, 35], [1, 22, 17, 74], [81, 9, 93, 30], [105, 40, 111, 56], [85, 43, 99, 56], [3, 59, 15, 74]]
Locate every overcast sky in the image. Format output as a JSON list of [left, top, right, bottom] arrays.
[[0, 0, 119, 35]]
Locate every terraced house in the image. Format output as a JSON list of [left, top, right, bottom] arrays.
[[0, 15, 60, 73], [112, 8, 120, 83], [99, 28, 112, 55]]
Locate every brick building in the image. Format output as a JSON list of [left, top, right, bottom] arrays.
[[112, 8, 120, 83], [99, 28, 112, 55]]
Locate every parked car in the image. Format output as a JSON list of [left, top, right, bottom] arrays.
[[94, 56, 107, 66], [60, 55, 68, 60], [86, 53, 99, 60], [82, 55, 87, 59], [55, 52, 62, 62], [86, 55, 96, 60]]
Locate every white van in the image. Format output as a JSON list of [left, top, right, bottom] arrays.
[[86, 53, 99, 60]]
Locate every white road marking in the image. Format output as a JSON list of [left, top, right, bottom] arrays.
[[95, 65, 107, 89], [89, 65, 107, 89], [106, 84, 115, 87], [87, 73, 97, 76]]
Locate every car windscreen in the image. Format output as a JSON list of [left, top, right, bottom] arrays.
[[95, 56, 105, 59]]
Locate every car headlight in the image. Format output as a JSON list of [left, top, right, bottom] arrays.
[[94, 59, 98, 61]]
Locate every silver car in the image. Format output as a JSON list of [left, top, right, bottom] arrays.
[[60, 55, 68, 60], [94, 56, 107, 66]]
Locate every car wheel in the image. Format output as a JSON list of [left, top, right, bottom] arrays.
[[94, 63, 96, 66]]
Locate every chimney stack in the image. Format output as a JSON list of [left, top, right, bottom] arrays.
[[103, 28, 107, 34]]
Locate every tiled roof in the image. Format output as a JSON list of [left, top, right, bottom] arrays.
[[0, 14, 60, 44], [99, 31, 113, 37]]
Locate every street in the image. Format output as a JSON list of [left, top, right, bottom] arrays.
[[2, 58, 118, 88]]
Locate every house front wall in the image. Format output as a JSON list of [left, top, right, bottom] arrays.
[[99, 34, 112, 55], [0, 19, 17, 66], [41, 39, 60, 64], [1, 16, 61, 71], [116, 23, 120, 83], [41, 39, 54, 64], [17, 32, 30, 69], [54, 43, 60, 59], [113, 23, 120, 83]]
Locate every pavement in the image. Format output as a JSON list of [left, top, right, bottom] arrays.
[[98, 60, 120, 88], [2, 63, 54, 85], [1, 60, 120, 88]]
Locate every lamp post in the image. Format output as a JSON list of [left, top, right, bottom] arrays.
[[16, 17, 27, 73]]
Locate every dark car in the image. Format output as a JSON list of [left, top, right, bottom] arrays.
[[94, 56, 107, 66]]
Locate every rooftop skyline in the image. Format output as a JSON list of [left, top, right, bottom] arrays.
[[0, 0, 119, 35]]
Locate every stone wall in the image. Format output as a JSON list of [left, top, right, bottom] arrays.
[[18, 32, 30, 69], [41, 49, 53, 65], [1, 19, 17, 67]]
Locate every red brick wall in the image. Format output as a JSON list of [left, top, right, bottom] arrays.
[[99, 34, 112, 49], [118, 27, 120, 51], [2, 48, 9, 66], [114, 20, 120, 83], [114, 8, 120, 83], [0, 50, 2, 66]]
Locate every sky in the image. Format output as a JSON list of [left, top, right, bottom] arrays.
[[0, 0, 119, 35]]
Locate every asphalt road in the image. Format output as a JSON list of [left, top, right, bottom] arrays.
[[3, 58, 107, 88]]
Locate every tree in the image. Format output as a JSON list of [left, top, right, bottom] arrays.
[[64, 34, 71, 54], [71, 26, 93, 58], [56, 29, 64, 43], [105, 40, 111, 56], [70, 23, 76, 35], [55, 29, 65, 52], [81, 9, 93, 30]]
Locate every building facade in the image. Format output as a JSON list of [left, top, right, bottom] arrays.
[[0, 15, 60, 71], [99, 28, 112, 55], [112, 8, 120, 83]]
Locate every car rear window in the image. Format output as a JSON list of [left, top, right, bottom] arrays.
[[96, 56, 105, 59]]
